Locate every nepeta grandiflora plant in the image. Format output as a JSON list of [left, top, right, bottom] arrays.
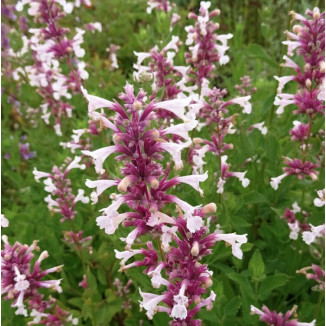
[[13, 0, 93, 136], [271, 7, 325, 292], [250, 305, 315, 326], [81, 83, 247, 324], [1, 233, 78, 324]]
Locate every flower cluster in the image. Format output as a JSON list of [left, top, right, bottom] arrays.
[[251, 305, 315, 326], [134, 36, 185, 104], [33, 156, 88, 222], [271, 8, 325, 190], [1, 236, 63, 318], [190, 86, 252, 194], [185, 1, 232, 88], [13, 0, 93, 135], [82, 83, 248, 324]]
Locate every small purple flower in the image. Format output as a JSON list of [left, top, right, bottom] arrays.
[[19, 143, 36, 160]]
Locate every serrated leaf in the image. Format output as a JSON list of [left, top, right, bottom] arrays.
[[248, 249, 265, 281], [223, 296, 242, 317], [259, 273, 289, 300]]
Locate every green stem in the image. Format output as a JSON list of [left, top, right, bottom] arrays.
[[314, 290, 324, 320]]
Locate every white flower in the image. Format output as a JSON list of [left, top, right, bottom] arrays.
[[67, 156, 86, 171], [217, 177, 226, 194], [176, 171, 208, 197], [85, 179, 116, 196], [147, 263, 170, 288], [250, 122, 268, 135], [120, 228, 139, 247], [302, 224, 325, 245], [33, 167, 51, 182], [1, 214, 9, 228], [282, 55, 299, 69], [171, 283, 188, 320], [187, 215, 204, 233], [216, 232, 248, 259], [82, 146, 117, 174], [292, 202, 301, 213], [274, 75, 295, 93], [159, 140, 192, 170], [270, 173, 288, 190], [274, 93, 295, 115], [12, 290, 27, 316], [313, 189, 325, 207], [163, 36, 180, 52], [162, 120, 198, 140], [161, 225, 178, 252], [231, 96, 252, 114], [43, 178, 56, 193], [97, 212, 128, 235], [74, 189, 89, 204], [139, 289, 167, 320], [288, 221, 300, 240], [232, 172, 250, 188], [115, 248, 142, 266], [154, 97, 192, 121], [81, 87, 114, 118], [147, 211, 176, 227]]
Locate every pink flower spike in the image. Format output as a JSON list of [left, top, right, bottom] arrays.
[[85, 179, 117, 196]]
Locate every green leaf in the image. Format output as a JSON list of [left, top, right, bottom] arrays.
[[223, 296, 242, 317], [248, 249, 265, 282], [245, 44, 279, 68], [259, 273, 289, 300], [67, 297, 84, 309]]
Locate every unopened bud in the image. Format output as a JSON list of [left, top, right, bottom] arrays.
[[133, 101, 142, 110], [56, 265, 64, 272], [38, 250, 49, 262], [304, 63, 310, 72], [118, 176, 134, 192], [293, 25, 301, 34], [193, 137, 203, 144], [193, 295, 201, 304], [203, 203, 217, 214], [191, 241, 200, 256], [210, 9, 220, 17], [113, 134, 122, 144], [320, 62, 325, 73], [149, 178, 159, 189], [309, 172, 318, 181], [305, 79, 312, 88], [67, 47, 73, 53], [151, 130, 159, 140], [313, 8, 320, 20], [188, 12, 197, 20], [4, 253, 11, 260], [204, 278, 213, 288]]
